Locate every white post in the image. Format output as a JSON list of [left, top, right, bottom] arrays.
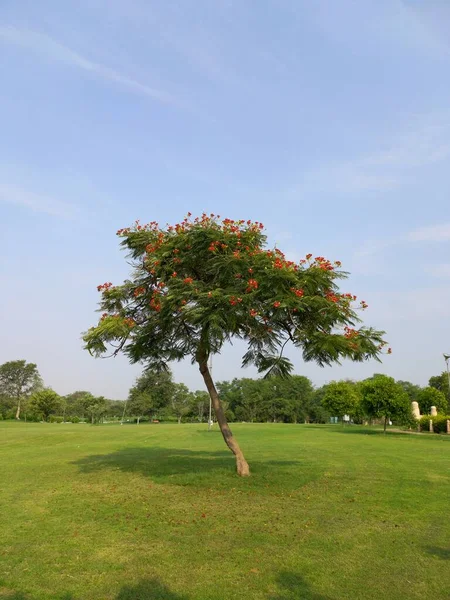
[[429, 419, 433, 433]]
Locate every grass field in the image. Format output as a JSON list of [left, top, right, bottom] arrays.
[[0, 422, 449, 600]]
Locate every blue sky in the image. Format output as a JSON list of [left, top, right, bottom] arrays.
[[1, 0, 450, 398]]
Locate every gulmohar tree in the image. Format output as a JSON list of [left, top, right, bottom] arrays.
[[84, 214, 387, 475]]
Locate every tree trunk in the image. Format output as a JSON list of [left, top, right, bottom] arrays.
[[383, 416, 387, 433], [199, 360, 250, 476], [178, 416, 181, 424], [15, 397, 21, 420]]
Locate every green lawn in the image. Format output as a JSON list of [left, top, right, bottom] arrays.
[[0, 422, 449, 600]]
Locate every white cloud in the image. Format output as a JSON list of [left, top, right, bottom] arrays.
[[0, 26, 174, 105], [369, 286, 450, 321], [408, 223, 450, 242], [298, 112, 450, 196], [426, 264, 450, 278], [0, 183, 76, 218], [298, 0, 450, 60], [355, 222, 450, 262]]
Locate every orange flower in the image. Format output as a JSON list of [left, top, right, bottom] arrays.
[[291, 288, 304, 298]]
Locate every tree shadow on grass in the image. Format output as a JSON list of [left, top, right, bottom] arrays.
[[117, 574, 331, 600], [268, 571, 333, 600], [73, 446, 308, 489], [1, 573, 331, 600], [0, 580, 186, 600], [326, 427, 430, 438], [425, 546, 450, 560], [75, 446, 233, 478]]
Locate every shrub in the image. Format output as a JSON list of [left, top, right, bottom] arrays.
[[26, 413, 41, 422], [419, 415, 432, 431], [134, 416, 150, 423], [49, 415, 64, 423], [401, 413, 419, 430], [431, 415, 450, 434], [419, 414, 450, 433], [71, 416, 80, 423]]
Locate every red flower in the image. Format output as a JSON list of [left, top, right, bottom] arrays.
[[291, 288, 304, 298], [183, 277, 194, 284], [133, 286, 145, 297], [273, 301, 281, 308], [250, 309, 258, 317], [171, 272, 177, 278]]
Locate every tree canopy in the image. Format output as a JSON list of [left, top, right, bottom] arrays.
[[84, 214, 387, 475], [428, 372, 450, 401], [417, 387, 448, 415], [29, 389, 62, 422], [360, 375, 411, 432], [0, 360, 42, 420], [127, 369, 176, 422], [321, 381, 360, 420]]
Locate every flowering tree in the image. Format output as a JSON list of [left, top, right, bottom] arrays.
[[83, 214, 387, 475]]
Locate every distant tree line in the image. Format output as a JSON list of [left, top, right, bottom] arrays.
[[0, 359, 448, 425]]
